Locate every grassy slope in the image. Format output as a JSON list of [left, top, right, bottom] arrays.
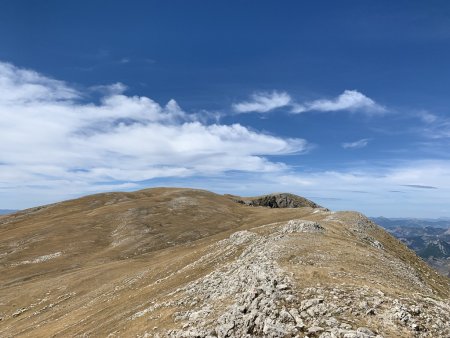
[[0, 188, 448, 337]]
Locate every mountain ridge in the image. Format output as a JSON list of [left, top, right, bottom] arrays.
[[0, 188, 449, 337], [0, 209, 17, 215]]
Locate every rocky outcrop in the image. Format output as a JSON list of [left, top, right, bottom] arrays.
[[281, 219, 324, 234], [166, 220, 321, 337], [232, 193, 322, 209], [153, 218, 450, 337]]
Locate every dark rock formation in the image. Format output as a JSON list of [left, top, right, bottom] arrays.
[[231, 193, 322, 209]]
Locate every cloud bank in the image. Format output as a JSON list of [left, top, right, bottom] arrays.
[[185, 159, 449, 217], [1, 61, 447, 218], [234, 90, 385, 115], [0, 61, 308, 202]]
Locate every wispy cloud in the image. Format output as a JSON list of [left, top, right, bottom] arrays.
[[233, 90, 385, 115], [342, 138, 370, 149], [419, 113, 450, 139], [0, 61, 309, 206], [90, 82, 127, 95], [401, 184, 438, 189], [346, 190, 370, 193], [417, 110, 438, 124], [292, 90, 385, 114], [232, 91, 291, 113]]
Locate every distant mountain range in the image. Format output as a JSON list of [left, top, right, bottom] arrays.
[[371, 216, 450, 228], [371, 217, 450, 277], [0, 209, 16, 215]]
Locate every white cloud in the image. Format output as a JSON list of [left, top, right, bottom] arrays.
[[232, 91, 292, 113], [291, 90, 386, 114], [342, 138, 370, 149], [234, 89, 385, 115], [0, 61, 309, 207], [0, 62, 79, 103]]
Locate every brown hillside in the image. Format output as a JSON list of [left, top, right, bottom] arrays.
[[0, 188, 449, 337]]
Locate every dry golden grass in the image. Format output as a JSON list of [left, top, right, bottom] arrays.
[[0, 188, 448, 337]]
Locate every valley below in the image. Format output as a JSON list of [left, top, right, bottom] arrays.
[[372, 217, 450, 278]]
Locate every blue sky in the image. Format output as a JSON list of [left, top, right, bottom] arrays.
[[1, 1, 450, 217]]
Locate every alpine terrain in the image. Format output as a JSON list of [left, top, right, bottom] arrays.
[[0, 188, 449, 337]]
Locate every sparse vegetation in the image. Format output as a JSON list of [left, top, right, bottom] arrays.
[[0, 188, 449, 337]]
